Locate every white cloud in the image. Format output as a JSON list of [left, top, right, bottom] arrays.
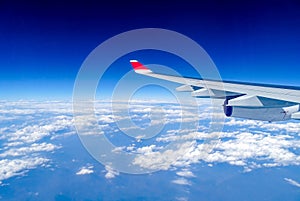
[[176, 169, 196, 178], [225, 119, 300, 134], [284, 178, 300, 188], [172, 178, 191, 186], [0, 100, 73, 115], [132, 127, 300, 172], [225, 119, 260, 127], [136, 145, 157, 154], [112, 146, 126, 153], [261, 122, 300, 133], [0, 100, 74, 183], [2, 99, 300, 183], [43, 101, 300, 174], [104, 165, 119, 179], [0, 143, 59, 158], [0, 157, 49, 182], [176, 197, 189, 201], [133, 141, 198, 170], [3, 141, 24, 147], [76, 166, 94, 175], [5, 116, 74, 144]]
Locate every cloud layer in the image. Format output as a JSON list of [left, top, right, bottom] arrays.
[[0, 101, 74, 184], [1, 99, 300, 184]]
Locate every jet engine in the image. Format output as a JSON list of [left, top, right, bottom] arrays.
[[223, 96, 300, 122]]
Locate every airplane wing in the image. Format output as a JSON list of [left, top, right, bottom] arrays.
[[130, 60, 300, 122]]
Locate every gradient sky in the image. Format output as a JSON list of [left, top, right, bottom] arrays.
[[1, 0, 300, 100]]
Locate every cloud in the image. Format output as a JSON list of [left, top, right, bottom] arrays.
[[0, 157, 49, 182], [225, 119, 260, 127], [172, 178, 191, 186], [225, 119, 300, 134], [42, 101, 300, 174], [0, 100, 74, 183], [176, 169, 196, 178], [76, 166, 94, 175], [133, 127, 300, 172], [104, 165, 119, 179], [284, 178, 300, 188], [2, 99, 300, 184], [261, 122, 300, 133], [0, 100, 73, 115], [136, 145, 157, 154], [133, 141, 198, 171], [176, 197, 189, 201], [4, 116, 74, 144], [0, 143, 59, 158]]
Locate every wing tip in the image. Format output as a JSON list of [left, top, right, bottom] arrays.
[[130, 60, 152, 73]]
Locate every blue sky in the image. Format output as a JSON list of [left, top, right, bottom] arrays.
[[1, 0, 300, 100]]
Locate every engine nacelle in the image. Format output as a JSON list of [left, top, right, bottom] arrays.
[[223, 103, 300, 122]]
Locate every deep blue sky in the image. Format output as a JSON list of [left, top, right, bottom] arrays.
[[1, 0, 300, 99]]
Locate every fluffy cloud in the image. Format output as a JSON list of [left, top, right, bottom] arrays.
[[76, 165, 94, 175], [104, 165, 119, 179], [0, 100, 73, 115], [176, 169, 196, 178], [133, 141, 198, 170], [2, 99, 300, 184], [0, 157, 49, 182], [133, 128, 300, 172], [4, 116, 74, 144], [0, 101, 73, 183], [86, 100, 300, 173], [225, 119, 300, 134], [172, 178, 191, 186], [0, 143, 59, 158]]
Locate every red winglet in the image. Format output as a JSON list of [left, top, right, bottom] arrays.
[[130, 60, 149, 70]]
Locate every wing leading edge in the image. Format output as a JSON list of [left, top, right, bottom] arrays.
[[130, 60, 300, 122]]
